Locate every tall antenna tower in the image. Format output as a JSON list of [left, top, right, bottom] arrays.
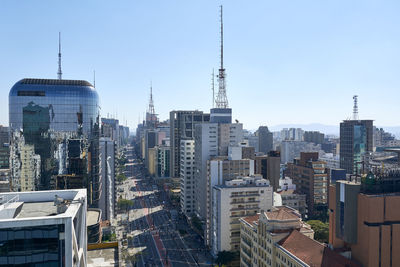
[[57, 32, 62, 80], [93, 70, 96, 88], [215, 5, 229, 109], [148, 82, 155, 116], [353, 95, 359, 120]]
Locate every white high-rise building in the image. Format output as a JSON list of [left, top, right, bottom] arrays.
[[194, 121, 243, 221], [0, 189, 87, 266], [211, 176, 273, 255], [180, 139, 195, 216], [206, 156, 254, 245]]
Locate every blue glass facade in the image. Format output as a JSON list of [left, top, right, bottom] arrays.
[[9, 79, 99, 133], [8, 79, 101, 204]]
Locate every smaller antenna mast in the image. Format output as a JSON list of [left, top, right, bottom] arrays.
[[93, 70, 96, 88], [211, 69, 215, 108], [353, 95, 359, 120], [57, 32, 63, 80]]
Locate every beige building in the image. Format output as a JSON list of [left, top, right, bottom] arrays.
[[240, 206, 359, 267], [147, 147, 157, 176], [20, 144, 40, 191]]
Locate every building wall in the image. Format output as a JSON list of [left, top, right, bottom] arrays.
[[9, 79, 100, 198], [207, 158, 255, 244], [194, 123, 218, 220], [352, 193, 400, 267], [99, 137, 116, 221], [258, 126, 273, 154], [286, 157, 328, 217], [339, 120, 373, 174], [148, 148, 157, 176], [212, 182, 273, 255], [180, 140, 195, 216], [169, 111, 209, 178]]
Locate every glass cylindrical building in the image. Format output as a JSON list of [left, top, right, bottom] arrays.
[[9, 78, 99, 133], [9, 78, 101, 205]]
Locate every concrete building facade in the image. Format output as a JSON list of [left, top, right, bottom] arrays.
[[180, 140, 195, 216], [211, 176, 273, 255], [329, 173, 400, 267], [0, 189, 87, 266], [286, 152, 328, 218], [169, 110, 210, 178], [339, 120, 373, 175], [257, 126, 273, 155], [194, 121, 243, 220]]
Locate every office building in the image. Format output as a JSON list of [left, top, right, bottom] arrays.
[[329, 172, 400, 267], [0, 169, 10, 192], [254, 151, 281, 191], [243, 130, 259, 153], [304, 131, 325, 144], [169, 110, 210, 178], [194, 121, 243, 220], [211, 176, 273, 255], [206, 156, 255, 244], [319, 152, 340, 169], [99, 137, 116, 221], [157, 145, 170, 178], [180, 140, 195, 216], [339, 119, 373, 174], [0, 126, 9, 169], [257, 126, 273, 154], [0, 189, 87, 266], [279, 140, 321, 164], [286, 152, 328, 217], [9, 79, 100, 207], [101, 118, 120, 146], [280, 128, 304, 141]]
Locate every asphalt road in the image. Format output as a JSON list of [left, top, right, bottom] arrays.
[[118, 146, 213, 267]]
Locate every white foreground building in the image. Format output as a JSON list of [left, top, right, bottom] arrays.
[[0, 189, 87, 266]]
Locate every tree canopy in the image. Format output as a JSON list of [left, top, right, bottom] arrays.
[[307, 220, 329, 243]]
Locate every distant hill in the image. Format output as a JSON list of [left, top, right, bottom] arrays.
[[269, 124, 400, 138]]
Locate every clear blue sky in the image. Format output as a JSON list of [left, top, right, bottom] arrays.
[[1, 0, 400, 131]]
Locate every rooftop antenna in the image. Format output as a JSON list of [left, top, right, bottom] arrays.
[[211, 69, 215, 108], [57, 32, 63, 80], [148, 81, 155, 115], [353, 95, 359, 120], [215, 5, 229, 109], [93, 70, 96, 88]]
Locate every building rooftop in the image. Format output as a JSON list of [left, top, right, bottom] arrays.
[[277, 189, 296, 195], [278, 230, 360, 267], [20, 78, 93, 87], [87, 209, 101, 226], [87, 247, 118, 267], [242, 214, 259, 227], [265, 206, 301, 221], [16, 201, 57, 218], [0, 189, 86, 221]]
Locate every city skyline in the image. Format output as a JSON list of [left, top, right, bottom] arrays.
[[1, 1, 400, 130]]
